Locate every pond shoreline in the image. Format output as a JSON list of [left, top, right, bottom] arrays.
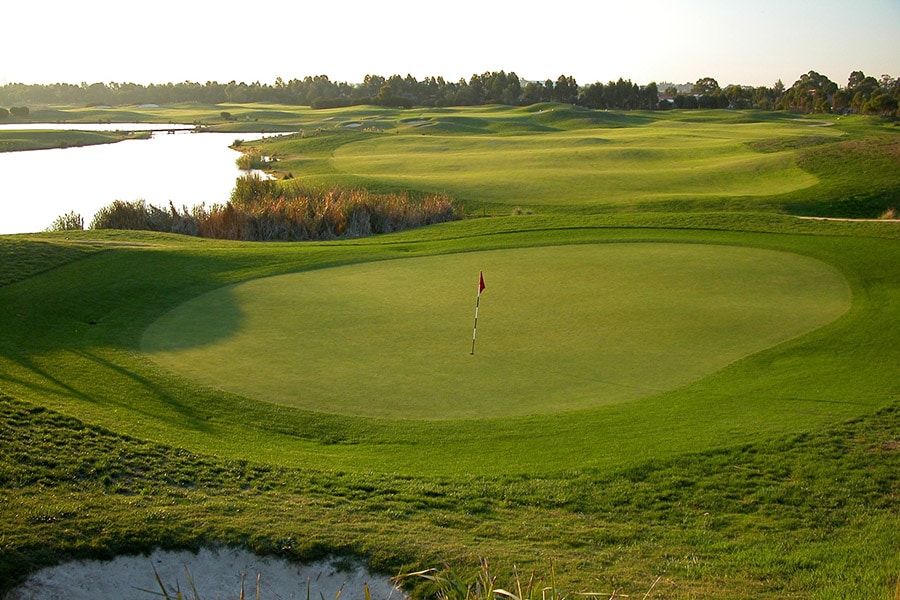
[[6, 547, 405, 600]]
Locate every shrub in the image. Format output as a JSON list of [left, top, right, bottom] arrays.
[[235, 150, 271, 172], [89, 200, 200, 234], [46, 211, 84, 232], [310, 97, 352, 109], [87, 177, 460, 241]]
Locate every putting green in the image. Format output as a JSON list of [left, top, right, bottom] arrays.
[[141, 244, 850, 420]]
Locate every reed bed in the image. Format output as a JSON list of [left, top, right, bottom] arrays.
[[85, 175, 459, 241]]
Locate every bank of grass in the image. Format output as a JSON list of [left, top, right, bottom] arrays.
[[0, 218, 897, 599], [1, 215, 898, 478], [0, 129, 148, 152], [0, 393, 896, 598], [239, 106, 898, 218]]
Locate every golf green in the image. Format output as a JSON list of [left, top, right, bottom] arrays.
[[141, 243, 850, 420]]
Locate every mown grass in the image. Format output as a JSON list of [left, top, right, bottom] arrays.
[[237, 106, 898, 217], [141, 243, 850, 420], [0, 216, 897, 480], [1, 106, 898, 599], [0, 129, 148, 152]]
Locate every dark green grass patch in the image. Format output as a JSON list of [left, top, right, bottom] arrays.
[[0, 236, 108, 287], [141, 244, 849, 420]]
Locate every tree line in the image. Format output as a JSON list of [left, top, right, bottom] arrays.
[[1, 70, 897, 115]]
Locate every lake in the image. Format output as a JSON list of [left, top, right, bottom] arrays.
[[0, 125, 274, 234]]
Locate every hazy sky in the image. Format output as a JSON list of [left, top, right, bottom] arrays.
[[2, 0, 898, 88]]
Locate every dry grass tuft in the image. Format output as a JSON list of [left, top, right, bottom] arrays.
[[89, 175, 461, 241], [393, 560, 661, 600]]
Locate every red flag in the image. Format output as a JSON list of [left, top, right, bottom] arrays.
[[478, 271, 485, 295]]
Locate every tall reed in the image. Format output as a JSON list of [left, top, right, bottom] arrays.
[[89, 175, 460, 241]]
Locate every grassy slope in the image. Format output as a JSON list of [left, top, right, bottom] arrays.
[[1, 218, 897, 479], [1, 367, 897, 598], [243, 106, 899, 218], [0, 130, 148, 152], [0, 106, 898, 598]]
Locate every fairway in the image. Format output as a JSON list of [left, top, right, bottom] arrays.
[[332, 124, 823, 207], [142, 243, 850, 420]]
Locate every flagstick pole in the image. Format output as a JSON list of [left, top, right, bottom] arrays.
[[470, 292, 481, 355]]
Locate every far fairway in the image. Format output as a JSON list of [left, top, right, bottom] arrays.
[[142, 243, 850, 420]]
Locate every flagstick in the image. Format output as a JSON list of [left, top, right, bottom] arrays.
[[470, 292, 481, 355], [470, 271, 485, 355]]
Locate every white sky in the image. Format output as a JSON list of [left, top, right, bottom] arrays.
[[2, 0, 898, 89]]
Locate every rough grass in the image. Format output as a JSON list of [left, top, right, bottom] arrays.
[[0, 394, 896, 598]]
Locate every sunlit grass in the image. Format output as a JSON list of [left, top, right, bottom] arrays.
[[1, 106, 898, 599], [141, 243, 849, 420]]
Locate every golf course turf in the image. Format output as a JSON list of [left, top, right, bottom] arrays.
[[141, 243, 850, 420], [0, 105, 898, 598]]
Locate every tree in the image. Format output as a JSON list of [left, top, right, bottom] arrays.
[[692, 77, 720, 96], [611, 78, 638, 109], [578, 82, 606, 109], [552, 75, 578, 104], [642, 82, 659, 110], [522, 81, 547, 104], [724, 84, 753, 109], [862, 90, 898, 116], [360, 74, 385, 98], [779, 71, 837, 113], [0, 107, 8, 119], [846, 70, 880, 113]]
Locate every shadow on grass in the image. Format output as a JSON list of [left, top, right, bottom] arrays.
[[0, 347, 216, 434], [73, 348, 216, 432], [139, 284, 245, 353]]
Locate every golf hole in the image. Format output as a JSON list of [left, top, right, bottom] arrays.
[[142, 244, 850, 420]]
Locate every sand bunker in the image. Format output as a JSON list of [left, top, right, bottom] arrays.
[[6, 547, 406, 600]]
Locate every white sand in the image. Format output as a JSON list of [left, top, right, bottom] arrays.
[[5, 547, 407, 600]]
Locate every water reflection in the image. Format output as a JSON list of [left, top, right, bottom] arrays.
[[0, 126, 272, 234]]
